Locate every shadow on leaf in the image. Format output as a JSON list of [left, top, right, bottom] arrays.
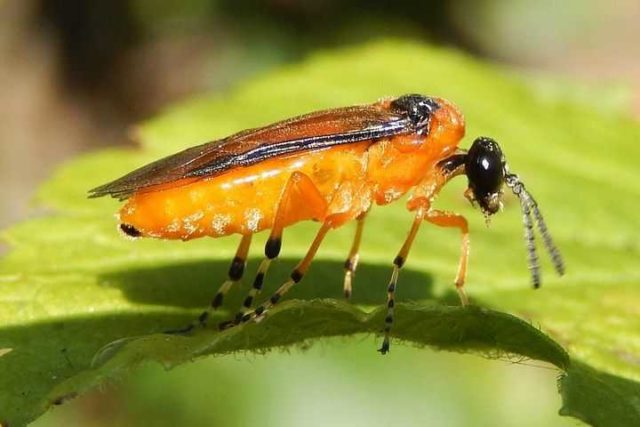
[[99, 258, 436, 309]]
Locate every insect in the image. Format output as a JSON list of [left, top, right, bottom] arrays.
[[89, 94, 564, 354]]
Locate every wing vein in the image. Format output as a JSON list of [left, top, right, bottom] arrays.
[[89, 104, 412, 200]]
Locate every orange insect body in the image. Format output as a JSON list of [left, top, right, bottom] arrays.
[[91, 94, 563, 354], [119, 98, 464, 240]]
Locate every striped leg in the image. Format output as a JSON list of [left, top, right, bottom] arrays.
[[166, 233, 252, 334], [230, 171, 328, 325], [241, 222, 331, 323], [426, 210, 470, 306], [379, 207, 426, 354], [232, 234, 281, 323], [203, 233, 253, 323], [343, 212, 367, 299]]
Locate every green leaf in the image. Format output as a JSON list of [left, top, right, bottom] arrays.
[[1, 40, 640, 426], [560, 361, 640, 427]]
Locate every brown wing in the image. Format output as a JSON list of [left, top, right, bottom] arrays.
[[89, 102, 411, 200]]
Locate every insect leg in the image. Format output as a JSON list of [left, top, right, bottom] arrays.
[[165, 234, 253, 334], [425, 209, 470, 306], [202, 233, 253, 324], [379, 206, 427, 354], [233, 239, 278, 323], [231, 171, 328, 324], [238, 178, 370, 323], [241, 222, 332, 323], [343, 212, 367, 299]]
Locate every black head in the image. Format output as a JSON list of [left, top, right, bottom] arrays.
[[460, 136, 565, 288], [465, 137, 505, 215], [390, 94, 440, 133]]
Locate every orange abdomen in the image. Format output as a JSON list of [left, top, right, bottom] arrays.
[[120, 143, 371, 239]]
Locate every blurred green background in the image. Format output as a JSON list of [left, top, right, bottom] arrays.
[[1, 1, 638, 426]]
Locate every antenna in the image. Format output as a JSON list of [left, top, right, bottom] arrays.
[[504, 173, 565, 287]]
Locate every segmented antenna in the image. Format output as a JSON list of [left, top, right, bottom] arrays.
[[505, 173, 564, 287], [529, 202, 565, 276], [520, 193, 541, 287]]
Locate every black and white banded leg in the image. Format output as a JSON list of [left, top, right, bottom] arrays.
[[232, 233, 281, 323], [379, 207, 426, 354], [166, 233, 252, 334], [240, 222, 331, 323]]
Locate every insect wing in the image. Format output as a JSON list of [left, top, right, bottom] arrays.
[[89, 104, 411, 200]]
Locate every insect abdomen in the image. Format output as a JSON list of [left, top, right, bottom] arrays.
[[118, 144, 371, 240]]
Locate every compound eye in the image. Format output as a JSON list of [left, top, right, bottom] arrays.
[[465, 137, 505, 213]]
